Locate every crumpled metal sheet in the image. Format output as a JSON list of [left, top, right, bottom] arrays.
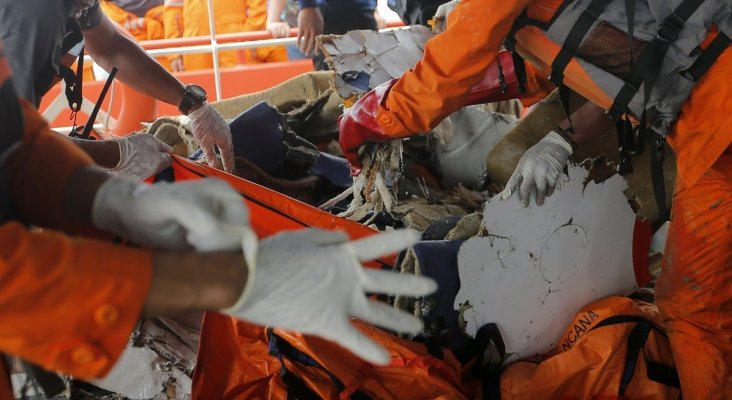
[[319, 26, 435, 102]]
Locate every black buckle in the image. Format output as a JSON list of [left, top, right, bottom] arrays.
[[654, 135, 666, 161], [656, 13, 684, 43]]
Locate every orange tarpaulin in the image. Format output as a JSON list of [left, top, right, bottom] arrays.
[[168, 156, 387, 263], [165, 156, 405, 398]]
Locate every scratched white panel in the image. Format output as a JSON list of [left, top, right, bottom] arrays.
[[455, 163, 638, 363]]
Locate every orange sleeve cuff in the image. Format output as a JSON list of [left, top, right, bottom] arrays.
[[4, 99, 94, 231], [380, 0, 533, 136], [0, 222, 153, 379]]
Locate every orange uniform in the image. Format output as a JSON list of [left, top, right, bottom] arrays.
[[0, 91, 153, 384], [181, 0, 287, 71], [100, 0, 184, 70], [373, 0, 732, 397]]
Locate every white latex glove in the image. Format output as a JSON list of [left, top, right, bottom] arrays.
[[188, 103, 235, 174], [92, 177, 255, 251], [432, 0, 460, 33], [110, 134, 173, 181], [501, 131, 574, 207], [267, 21, 291, 38], [224, 229, 437, 365]]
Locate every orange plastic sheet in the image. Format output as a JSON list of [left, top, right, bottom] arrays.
[[192, 319, 476, 400], [165, 157, 434, 399], [168, 156, 389, 266]]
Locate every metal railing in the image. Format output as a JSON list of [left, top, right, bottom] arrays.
[[50, 1, 406, 132]]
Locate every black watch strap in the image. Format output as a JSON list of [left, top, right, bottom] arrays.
[[178, 84, 207, 115]]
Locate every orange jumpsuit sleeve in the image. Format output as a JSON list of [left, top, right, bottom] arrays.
[[244, 0, 268, 32], [100, 1, 147, 41], [0, 222, 153, 379], [667, 46, 732, 193], [3, 100, 95, 233], [164, 1, 184, 60], [378, 0, 536, 137], [164, 1, 184, 40]]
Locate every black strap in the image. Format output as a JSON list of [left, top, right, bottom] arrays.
[[685, 32, 731, 81], [590, 314, 663, 332], [619, 322, 652, 396], [477, 323, 507, 400], [268, 329, 371, 400], [608, 0, 707, 119], [651, 133, 670, 222], [647, 361, 682, 388], [503, 9, 534, 94], [61, 47, 84, 113], [0, 74, 23, 223], [71, 66, 118, 140], [615, 116, 636, 175], [0, 76, 23, 156], [588, 315, 681, 394], [549, 0, 612, 87]]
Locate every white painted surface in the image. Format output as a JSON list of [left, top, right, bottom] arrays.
[[434, 108, 518, 189], [651, 221, 670, 255], [455, 163, 639, 363], [90, 345, 192, 399]]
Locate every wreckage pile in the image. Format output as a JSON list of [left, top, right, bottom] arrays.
[[88, 27, 670, 399]]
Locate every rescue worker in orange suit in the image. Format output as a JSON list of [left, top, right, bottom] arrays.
[[338, 0, 732, 397], [0, 48, 435, 395], [100, 0, 185, 71], [180, 0, 288, 71], [0, 0, 235, 175]]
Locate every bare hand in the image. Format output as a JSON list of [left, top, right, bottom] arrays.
[[267, 21, 291, 38], [170, 56, 185, 72], [297, 7, 323, 56]]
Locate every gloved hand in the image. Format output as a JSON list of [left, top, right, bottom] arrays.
[[110, 134, 173, 181], [224, 228, 437, 365], [432, 0, 459, 33], [338, 79, 398, 174], [188, 103, 235, 174], [92, 177, 254, 251], [339, 51, 522, 174], [501, 131, 575, 207]]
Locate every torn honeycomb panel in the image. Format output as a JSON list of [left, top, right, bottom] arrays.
[[318, 26, 435, 102]]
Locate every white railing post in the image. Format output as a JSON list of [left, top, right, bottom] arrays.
[[205, 0, 223, 101]]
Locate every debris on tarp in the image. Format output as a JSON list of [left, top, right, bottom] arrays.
[[318, 26, 434, 104], [316, 27, 523, 227], [87, 317, 200, 399], [213, 71, 342, 144]]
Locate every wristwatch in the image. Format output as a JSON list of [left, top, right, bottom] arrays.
[[178, 84, 207, 115]]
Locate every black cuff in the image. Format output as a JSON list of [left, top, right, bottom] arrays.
[[554, 125, 578, 152]]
